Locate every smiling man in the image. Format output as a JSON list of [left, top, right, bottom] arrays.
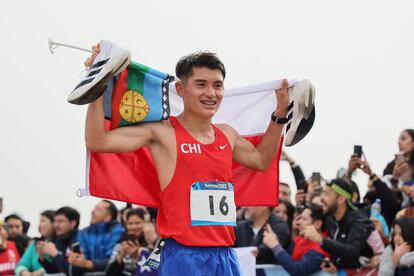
[[81, 43, 305, 275]]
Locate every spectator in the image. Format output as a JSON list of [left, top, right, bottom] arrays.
[[69, 200, 124, 273], [106, 208, 150, 276], [37, 206, 80, 275], [263, 204, 329, 276], [234, 206, 290, 264], [348, 153, 400, 228], [4, 214, 30, 257], [306, 178, 375, 273], [273, 199, 295, 233], [279, 182, 292, 202], [379, 217, 414, 275], [0, 222, 20, 275], [15, 210, 55, 276]]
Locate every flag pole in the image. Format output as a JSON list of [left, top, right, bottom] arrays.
[[48, 37, 93, 54]]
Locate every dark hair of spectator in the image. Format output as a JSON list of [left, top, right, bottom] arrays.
[[126, 208, 147, 221], [392, 217, 414, 250], [55, 206, 80, 229], [278, 199, 295, 232], [5, 213, 30, 234], [41, 210, 55, 222], [175, 51, 226, 81], [102, 200, 118, 221], [306, 204, 325, 227]]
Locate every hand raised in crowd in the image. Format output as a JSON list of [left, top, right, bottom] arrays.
[[347, 155, 361, 177], [393, 159, 409, 179], [119, 240, 140, 258], [68, 252, 93, 269], [303, 225, 323, 243], [321, 258, 338, 274], [36, 241, 59, 257], [372, 219, 385, 238], [84, 43, 100, 68], [143, 222, 157, 247], [295, 189, 306, 205], [392, 242, 411, 265], [263, 224, 279, 249]]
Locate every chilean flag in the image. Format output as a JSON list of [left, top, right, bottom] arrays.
[[80, 78, 297, 207]]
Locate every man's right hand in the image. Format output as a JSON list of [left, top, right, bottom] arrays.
[[84, 43, 100, 68]]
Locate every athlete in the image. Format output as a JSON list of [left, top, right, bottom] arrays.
[[83, 43, 290, 275]]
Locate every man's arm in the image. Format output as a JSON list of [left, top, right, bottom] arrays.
[[85, 95, 157, 153], [229, 80, 289, 171]]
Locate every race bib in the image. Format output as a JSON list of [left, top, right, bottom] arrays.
[[190, 181, 237, 226]]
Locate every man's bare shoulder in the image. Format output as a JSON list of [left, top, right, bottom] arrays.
[[215, 123, 239, 145]]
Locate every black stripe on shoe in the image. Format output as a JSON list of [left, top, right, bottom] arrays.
[[86, 68, 102, 78], [91, 58, 110, 69], [286, 122, 292, 133], [73, 77, 94, 90], [287, 112, 293, 121], [287, 101, 294, 112]]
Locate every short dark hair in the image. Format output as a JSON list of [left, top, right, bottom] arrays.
[[102, 200, 118, 221], [55, 207, 80, 229], [175, 51, 226, 81], [126, 208, 147, 221], [306, 204, 325, 231], [5, 214, 23, 223]]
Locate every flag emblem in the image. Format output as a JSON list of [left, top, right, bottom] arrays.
[[119, 90, 149, 122]]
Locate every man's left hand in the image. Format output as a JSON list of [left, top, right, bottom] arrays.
[[274, 79, 289, 117]]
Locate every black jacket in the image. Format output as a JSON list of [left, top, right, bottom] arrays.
[[234, 214, 291, 264], [321, 209, 374, 269]]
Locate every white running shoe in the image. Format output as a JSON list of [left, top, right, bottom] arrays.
[[67, 40, 131, 105], [284, 79, 316, 146]]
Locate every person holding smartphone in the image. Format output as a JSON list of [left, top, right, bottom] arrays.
[[106, 208, 153, 276], [15, 210, 55, 276]]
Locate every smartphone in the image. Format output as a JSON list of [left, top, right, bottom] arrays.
[[33, 237, 45, 244], [311, 172, 321, 183], [71, 242, 81, 254], [395, 152, 405, 162], [124, 234, 139, 243], [354, 145, 363, 157], [322, 260, 331, 268]]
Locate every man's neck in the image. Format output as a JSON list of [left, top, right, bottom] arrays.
[[252, 213, 271, 229], [177, 112, 214, 141], [334, 206, 347, 221]]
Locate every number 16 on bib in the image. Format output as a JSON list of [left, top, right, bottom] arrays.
[[190, 181, 237, 226]]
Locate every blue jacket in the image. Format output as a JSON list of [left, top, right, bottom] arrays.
[[78, 220, 124, 272], [272, 241, 325, 276]]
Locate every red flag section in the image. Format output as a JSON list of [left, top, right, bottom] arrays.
[[86, 122, 282, 207]]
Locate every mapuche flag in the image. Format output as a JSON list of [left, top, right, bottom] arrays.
[[80, 64, 294, 207]]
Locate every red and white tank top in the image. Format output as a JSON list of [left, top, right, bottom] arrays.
[[156, 116, 236, 246]]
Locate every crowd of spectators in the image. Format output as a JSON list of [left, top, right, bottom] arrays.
[[0, 128, 413, 275]]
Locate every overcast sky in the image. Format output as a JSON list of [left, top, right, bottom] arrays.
[[1, 0, 413, 236]]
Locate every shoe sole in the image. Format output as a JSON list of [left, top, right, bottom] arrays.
[[67, 48, 131, 105], [285, 80, 316, 146]]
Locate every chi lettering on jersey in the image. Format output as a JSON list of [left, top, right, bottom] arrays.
[[180, 143, 202, 154]]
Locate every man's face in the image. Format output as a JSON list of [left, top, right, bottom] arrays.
[[321, 186, 339, 216], [298, 209, 316, 234], [54, 214, 74, 237], [245, 206, 269, 221], [273, 204, 288, 222], [279, 185, 291, 201], [6, 218, 23, 238], [90, 201, 110, 225], [178, 67, 224, 119]]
